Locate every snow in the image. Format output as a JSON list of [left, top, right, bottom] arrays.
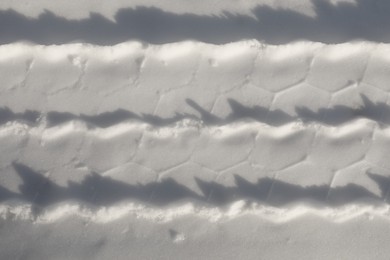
[[1, 0, 390, 259], [1, 41, 390, 121], [0, 119, 389, 206]]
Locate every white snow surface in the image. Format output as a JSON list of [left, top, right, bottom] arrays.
[[1, 41, 389, 119], [2, 1, 390, 259]]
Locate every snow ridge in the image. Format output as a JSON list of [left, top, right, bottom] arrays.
[[1, 201, 389, 224]]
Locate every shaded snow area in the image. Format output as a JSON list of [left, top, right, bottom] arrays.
[[1, 0, 390, 259]]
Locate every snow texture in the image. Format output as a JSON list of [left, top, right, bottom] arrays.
[[1, 0, 390, 259]]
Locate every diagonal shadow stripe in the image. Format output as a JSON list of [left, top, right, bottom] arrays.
[[1, 94, 390, 127], [0, 0, 390, 45], [0, 163, 388, 208]]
